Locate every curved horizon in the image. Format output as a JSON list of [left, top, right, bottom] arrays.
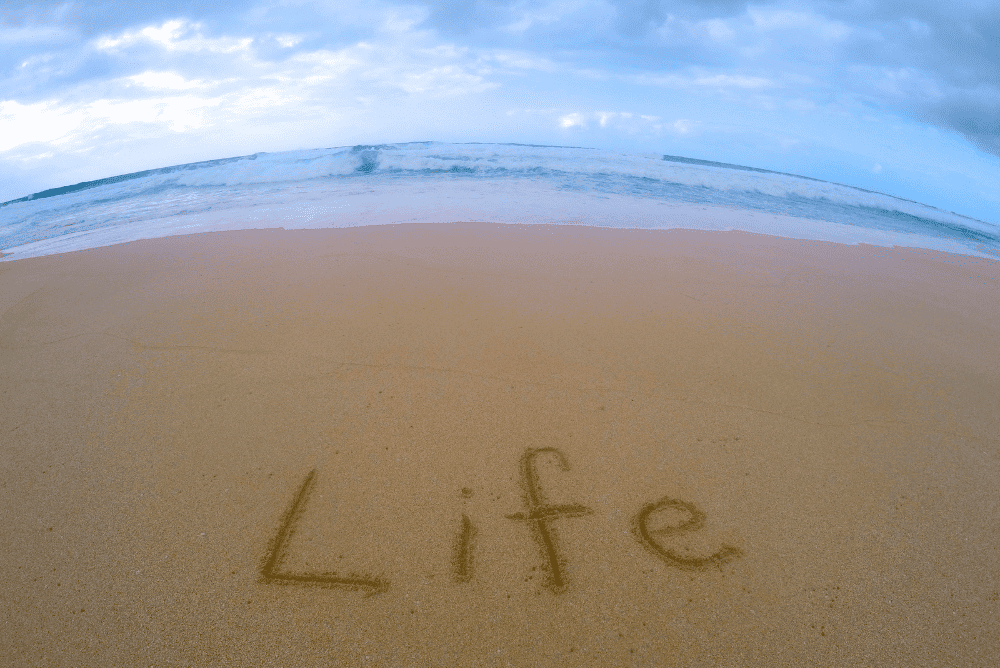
[[3, 142, 998, 263], [2, 142, 990, 229]]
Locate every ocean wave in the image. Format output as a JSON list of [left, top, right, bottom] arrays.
[[2, 142, 998, 260]]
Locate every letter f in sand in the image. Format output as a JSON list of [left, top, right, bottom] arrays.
[[506, 448, 593, 593]]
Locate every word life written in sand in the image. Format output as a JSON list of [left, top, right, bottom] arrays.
[[260, 448, 742, 595]]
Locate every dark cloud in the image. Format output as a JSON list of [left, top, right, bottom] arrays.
[[929, 90, 1000, 157], [427, 0, 1000, 156], [416, 0, 762, 71], [822, 1, 1000, 156]]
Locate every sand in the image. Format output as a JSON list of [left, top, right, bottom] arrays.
[[2, 222, 998, 667]]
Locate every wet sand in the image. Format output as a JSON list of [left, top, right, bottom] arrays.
[[2, 222, 998, 666]]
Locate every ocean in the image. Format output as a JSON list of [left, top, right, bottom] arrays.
[[2, 142, 998, 261]]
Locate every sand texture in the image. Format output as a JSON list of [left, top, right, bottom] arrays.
[[2, 223, 999, 666]]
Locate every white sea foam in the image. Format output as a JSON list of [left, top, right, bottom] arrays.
[[2, 142, 998, 261]]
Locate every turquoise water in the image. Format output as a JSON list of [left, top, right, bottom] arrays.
[[2, 142, 998, 260]]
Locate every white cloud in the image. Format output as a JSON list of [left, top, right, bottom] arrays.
[[0, 100, 84, 151], [550, 110, 667, 135], [283, 41, 497, 96], [598, 111, 632, 127], [88, 14, 508, 110], [475, 47, 610, 81], [631, 71, 775, 91], [282, 47, 364, 83], [86, 96, 223, 132], [398, 66, 497, 95], [2, 13, 510, 161], [0, 92, 231, 154], [502, 0, 602, 34], [96, 19, 253, 54], [128, 72, 208, 90], [275, 34, 303, 48], [673, 119, 694, 134], [559, 112, 586, 128], [489, 51, 564, 73]]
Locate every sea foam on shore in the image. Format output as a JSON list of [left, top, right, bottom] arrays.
[[2, 142, 999, 261]]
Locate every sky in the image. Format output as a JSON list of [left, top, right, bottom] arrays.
[[2, 0, 999, 223]]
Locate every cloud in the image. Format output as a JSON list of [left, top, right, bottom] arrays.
[[86, 94, 223, 131], [500, 0, 601, 33], [128, 71, 207, 89], [0, 100, 84, 151], [0, 92, 230, 154], [0, 5, 510, 164], [559, 112, 586, 128], [2, 0, 1000, 177], [275, 34, 302, 48], [654, 73, 775, 90], [548, 109, 669, 135], [597, 111, 628, 127], [673, 119, 694, 134], [929, 87, 1000, 157], [422, 0, 1000, 158], [95, 19, 253, 53]]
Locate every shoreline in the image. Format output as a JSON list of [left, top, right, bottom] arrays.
[[4, 187, 999, 264]]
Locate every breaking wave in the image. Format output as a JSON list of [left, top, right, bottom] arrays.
[[2, 142, 998, 260]]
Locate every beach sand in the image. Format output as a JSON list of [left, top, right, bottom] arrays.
[[2, 222, 998, 666]]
